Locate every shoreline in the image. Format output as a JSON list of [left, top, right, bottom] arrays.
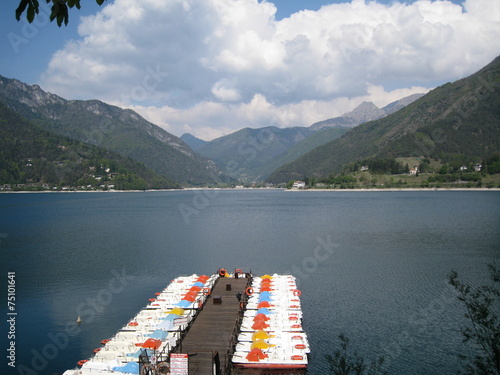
[[288, 187, 500, 192], [1, 187, 499, 193], [0, 187, 277, 193]]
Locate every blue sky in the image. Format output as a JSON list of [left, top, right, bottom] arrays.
[[1, 0, 464, 83], [1, 0, 498, 140], [1, 0, 353, 83], [1, 1, 101, 83]]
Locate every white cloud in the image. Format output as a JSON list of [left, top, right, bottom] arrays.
[[40, 0, 500, 139], [125, 84, 430, 140], [211, 79, 242, 101]]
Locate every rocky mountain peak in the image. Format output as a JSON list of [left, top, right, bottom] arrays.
[[309, 94, 424, 131], [345, 101, 385, 123], [0, 76, 65, 108]]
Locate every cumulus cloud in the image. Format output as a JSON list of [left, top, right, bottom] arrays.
[[211, 79, 242, 101], [128, 84, 431, 140], [40, 0, 500, 139]]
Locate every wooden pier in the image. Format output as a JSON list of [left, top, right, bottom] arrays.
[[173, 273, 250, 374], [63, 271, 307, 375]]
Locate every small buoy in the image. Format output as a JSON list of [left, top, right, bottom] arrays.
[[76, 315, 82, 324]]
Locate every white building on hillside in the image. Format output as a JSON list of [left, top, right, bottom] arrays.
[[409, 166, 419, 175], [292, 181, 306, 189]]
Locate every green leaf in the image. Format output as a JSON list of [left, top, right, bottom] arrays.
[[56, 12, 64, 27], [63, 5, 69, 26], [49, 2, 59, 22], [27, 3, 35, 23], [96, 0, 106, 5], [15, 0, 29, 21], [48, 1, 69, 26], [67, 0, 80, 9], [16, 0, 39, 22]]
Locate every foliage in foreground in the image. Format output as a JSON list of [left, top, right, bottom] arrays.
[[449, 264, 500, 375], [16, 0, 106, 27], [328, 264, 499, 375], [326, 334, 387, 375]]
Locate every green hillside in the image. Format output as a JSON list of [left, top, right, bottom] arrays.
[[193, 97, 418, 182], [181, 133, 208, 151], [196, 126, 313, 181], [0, 102, 178, 190], [267, 55, 500, 183], [0, 77, 228, 186], [258, 126, 349, 179]]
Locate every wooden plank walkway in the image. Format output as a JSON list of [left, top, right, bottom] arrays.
[[174, 275, 250, 374]]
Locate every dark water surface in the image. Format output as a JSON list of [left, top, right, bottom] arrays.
[[0, 190, 499, 374]]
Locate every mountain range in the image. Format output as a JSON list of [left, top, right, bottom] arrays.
[[309, 94, 424, 131], [0, 76, 227, 186], [0, 101, 178, 190], [267, 55, 500, 183], [1, 55, 497, 188], [183, 94, 423, 181]]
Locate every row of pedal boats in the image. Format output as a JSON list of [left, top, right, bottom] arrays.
[[62, 271, 309, 374], [63, 273, 218, 374], [232, 274, 310, 369]]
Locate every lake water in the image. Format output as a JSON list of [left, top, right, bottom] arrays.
[[0, 189, 499, 375]]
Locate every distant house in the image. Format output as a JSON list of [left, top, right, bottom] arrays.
[[360, 166, 369, 172], [474, 163, 482, 172], [409, 166, 419, 175], [292, 181, 306, 189], [460, 165, 468, 171]]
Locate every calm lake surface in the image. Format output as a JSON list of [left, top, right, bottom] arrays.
[[0, 189, 499, 375]]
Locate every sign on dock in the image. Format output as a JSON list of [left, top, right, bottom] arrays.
[[170, 353, 189, 375]]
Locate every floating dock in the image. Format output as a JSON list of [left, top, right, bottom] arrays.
[[62, 269, 308, 375], [232, 275, 309, 370]]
